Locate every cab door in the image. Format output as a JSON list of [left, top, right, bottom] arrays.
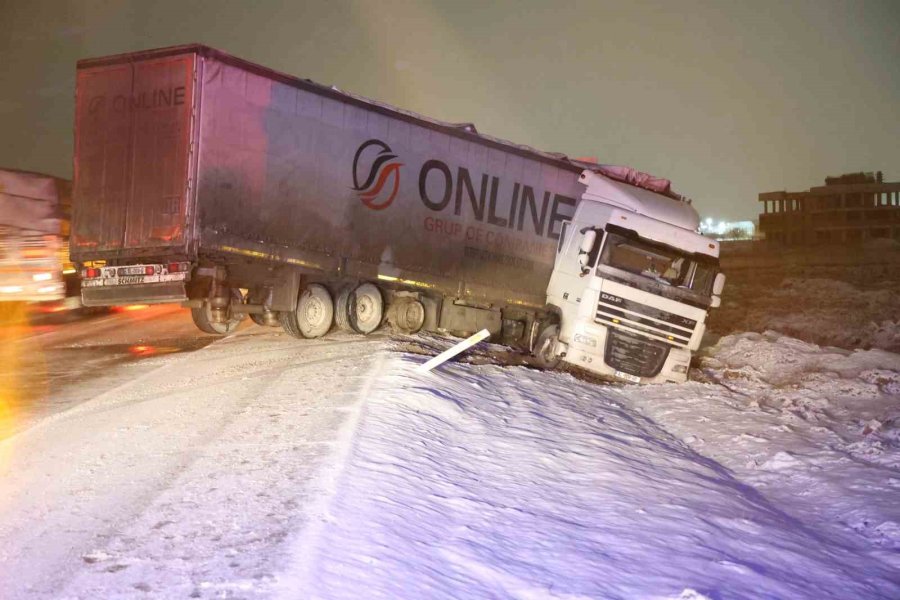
[[547, 220, 600, 309]]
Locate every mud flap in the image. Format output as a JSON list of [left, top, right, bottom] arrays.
[[81, 282, 188, 307]]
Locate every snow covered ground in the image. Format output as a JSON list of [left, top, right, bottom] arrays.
[[1, 303, 898, 598], [275, 345, 900, 599]]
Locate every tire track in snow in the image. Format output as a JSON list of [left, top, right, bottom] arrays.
[[274, 352, 387, 598]]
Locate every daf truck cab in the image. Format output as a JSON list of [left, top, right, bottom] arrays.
[[538, 170, 725, 384]]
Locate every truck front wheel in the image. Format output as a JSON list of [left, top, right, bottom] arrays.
[[532, 324, 562, 370], [280, 284, 333, 338]]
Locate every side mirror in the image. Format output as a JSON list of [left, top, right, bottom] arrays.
[[709, 295, 722, 308], [579, 230, 597, 255], [713, 272, 726, 296]]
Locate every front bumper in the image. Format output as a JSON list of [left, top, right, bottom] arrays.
[[562, 324, 692, 384]]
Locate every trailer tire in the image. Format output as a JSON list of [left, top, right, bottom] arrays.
[[280, 284, 333, 338], [349, 283, 383, 334], [388, 297, 425, 334], [333, 287, 355, 333], [191, 289, 244, 335], [532, 324, 562, 370]]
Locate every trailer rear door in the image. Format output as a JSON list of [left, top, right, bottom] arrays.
[[72, 52, 196, 259]]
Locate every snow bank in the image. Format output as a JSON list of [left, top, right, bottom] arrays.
[[4, 323, 898, 599], [620, 331, 900, 567], [278, 352, 899, 599]]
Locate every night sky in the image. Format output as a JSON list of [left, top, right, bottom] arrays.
[[1, 0, 897, 221]]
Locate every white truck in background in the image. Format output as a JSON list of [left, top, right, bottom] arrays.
[[0, 169, 70, 303], [71, 44, 724, 384]]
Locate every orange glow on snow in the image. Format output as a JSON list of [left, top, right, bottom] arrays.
[[113, 304, 150, 313], [0, 301, 45, 465], [128, 345, 156, 356], [36, 304, 69, 314]]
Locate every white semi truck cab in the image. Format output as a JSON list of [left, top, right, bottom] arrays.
[[541, 170, 725, 384]]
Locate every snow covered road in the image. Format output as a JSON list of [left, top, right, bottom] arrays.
[[0, 323, 384, 598], [0, 310, 898, 599]]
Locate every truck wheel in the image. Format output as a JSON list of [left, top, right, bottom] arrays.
[[532, 324, 561, 370], [191, 289, 244, 335], [280, 284, 333, 338], [388, 297, 425, 334], [349, 283, 383, 334], [333, 287, 355, 333]]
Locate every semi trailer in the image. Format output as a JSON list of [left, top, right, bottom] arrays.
[[71, 44, 724, 384]]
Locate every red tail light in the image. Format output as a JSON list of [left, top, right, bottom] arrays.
[[82, 267, 101, 278], [144, 266, 156, 275], [167, 262, 190, 274]]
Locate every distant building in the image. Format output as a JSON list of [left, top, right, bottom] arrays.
[[759, 171, 900, 244]]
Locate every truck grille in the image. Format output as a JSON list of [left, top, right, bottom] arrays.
[[596, 292, 695, 347], [605, 329, 670, 378]]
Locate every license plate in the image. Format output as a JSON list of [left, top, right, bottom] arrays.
[[614, 370, 641, 384], [82, 272, 187, 287]]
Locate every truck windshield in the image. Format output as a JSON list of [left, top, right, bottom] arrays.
[[599, 232, 717, 296]]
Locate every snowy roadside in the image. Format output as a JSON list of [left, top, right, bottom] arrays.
[[2, 320, 898, 599], [274, 349, 900, 599], [617, 332, 900, 560]]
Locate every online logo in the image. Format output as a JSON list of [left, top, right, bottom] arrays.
[[352, 139, 402, 210]]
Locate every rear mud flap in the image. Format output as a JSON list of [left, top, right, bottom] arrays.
[[81, 282, 188, 307]]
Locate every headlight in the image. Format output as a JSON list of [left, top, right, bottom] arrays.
[[32, 272, 53, 282], [672, 364, 689, 374]]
